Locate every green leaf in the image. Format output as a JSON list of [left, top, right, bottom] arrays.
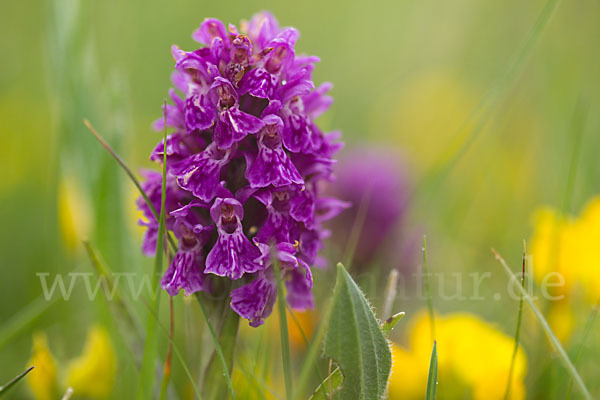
[[310, 312, 404, 399], [0, 366, 34, 397], [380, 312, 405, 337], [425, 341, 437, 400], [321, 263, 392, 400]]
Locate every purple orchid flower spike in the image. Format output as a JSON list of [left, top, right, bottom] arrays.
[[137, 12, 345, 327]]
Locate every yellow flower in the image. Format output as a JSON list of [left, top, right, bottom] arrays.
[[388, 311, 527, 400], [66, 326, 116, 399], [377, 71, 478, 173], [26, 333, 58, 400], [287, 309, 317, 350], [530, 196, 600, 340], [58, 173, 92, 251]]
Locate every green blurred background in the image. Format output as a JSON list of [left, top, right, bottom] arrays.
[[1, 0, 599, 398]]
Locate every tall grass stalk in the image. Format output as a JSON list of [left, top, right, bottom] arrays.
[[492, 248, 592, 400], [425, 341, 438, 400], [343, 189, 371, 268], [136, 104, 169, 399], [423, 235, 436, 341], [195, 295, 236, 399], [504, 240, 527, 400], [0, 297, 58, 350], [0, 366, 34, 395], [565, 299, 599, 400], [138, 291, 202, 398], [84, 119, 177, 252], [159, 296, 175, 400], [275, 263, 293, 399], [560, 100, 588, 215]]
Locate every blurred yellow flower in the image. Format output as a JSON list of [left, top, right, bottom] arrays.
[[530, 197, 600, 341], [376, 71, 478, 173], [287, 309, 316, 350], [58, 173, 92, 251], [388, 311, 527, 400], [66, 326, 116, 399], [26, 332, 58, 400], [231, 367, 280, 400]]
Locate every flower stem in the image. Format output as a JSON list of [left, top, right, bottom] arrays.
[[197, 294, 239, 400], [276, 265, 293, 400], [504, 240, 526, 400]]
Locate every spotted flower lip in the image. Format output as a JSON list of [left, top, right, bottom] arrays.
[[137, 12, 344, 325], [205, 196, 264, 280]]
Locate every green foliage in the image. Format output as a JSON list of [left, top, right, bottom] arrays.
[[321, 263, 392, 400], [198, 295, 238, 400], [425, 342, 438, 400], [380, 312, 405, 337], [311, 312, 404, 399]]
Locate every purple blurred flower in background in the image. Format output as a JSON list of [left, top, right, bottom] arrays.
[[137, 12, 345, 326], [327, 146, 413, 270]]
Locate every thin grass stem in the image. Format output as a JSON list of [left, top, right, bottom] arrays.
[[492, 248, 592, 400]]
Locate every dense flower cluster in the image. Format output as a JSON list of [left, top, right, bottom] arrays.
[[137, 13, 346, 326]]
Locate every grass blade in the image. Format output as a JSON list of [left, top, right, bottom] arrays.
[[137, 103, 169, 399], [293, 302, 331, 400], [382, 269, 399, 319], [492, 248, 592, 400], [565, 298, 599, 400], [343, 190, 371, 268], [83, 119, 177, 253], [138, 292, 202, 399], [504, 241, 527, 400], [194, 295, 236, 399], [561, 99, 588, 215], [0, 366, 34, 396], [422, 235, 436, 341], [275, 264, 293, 399], [425, 341, 438, 400], [159, 296, 175, 400], [419, 0, 561, 199], [83, 240, 144, 341], [0, 297, 57, 350]]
